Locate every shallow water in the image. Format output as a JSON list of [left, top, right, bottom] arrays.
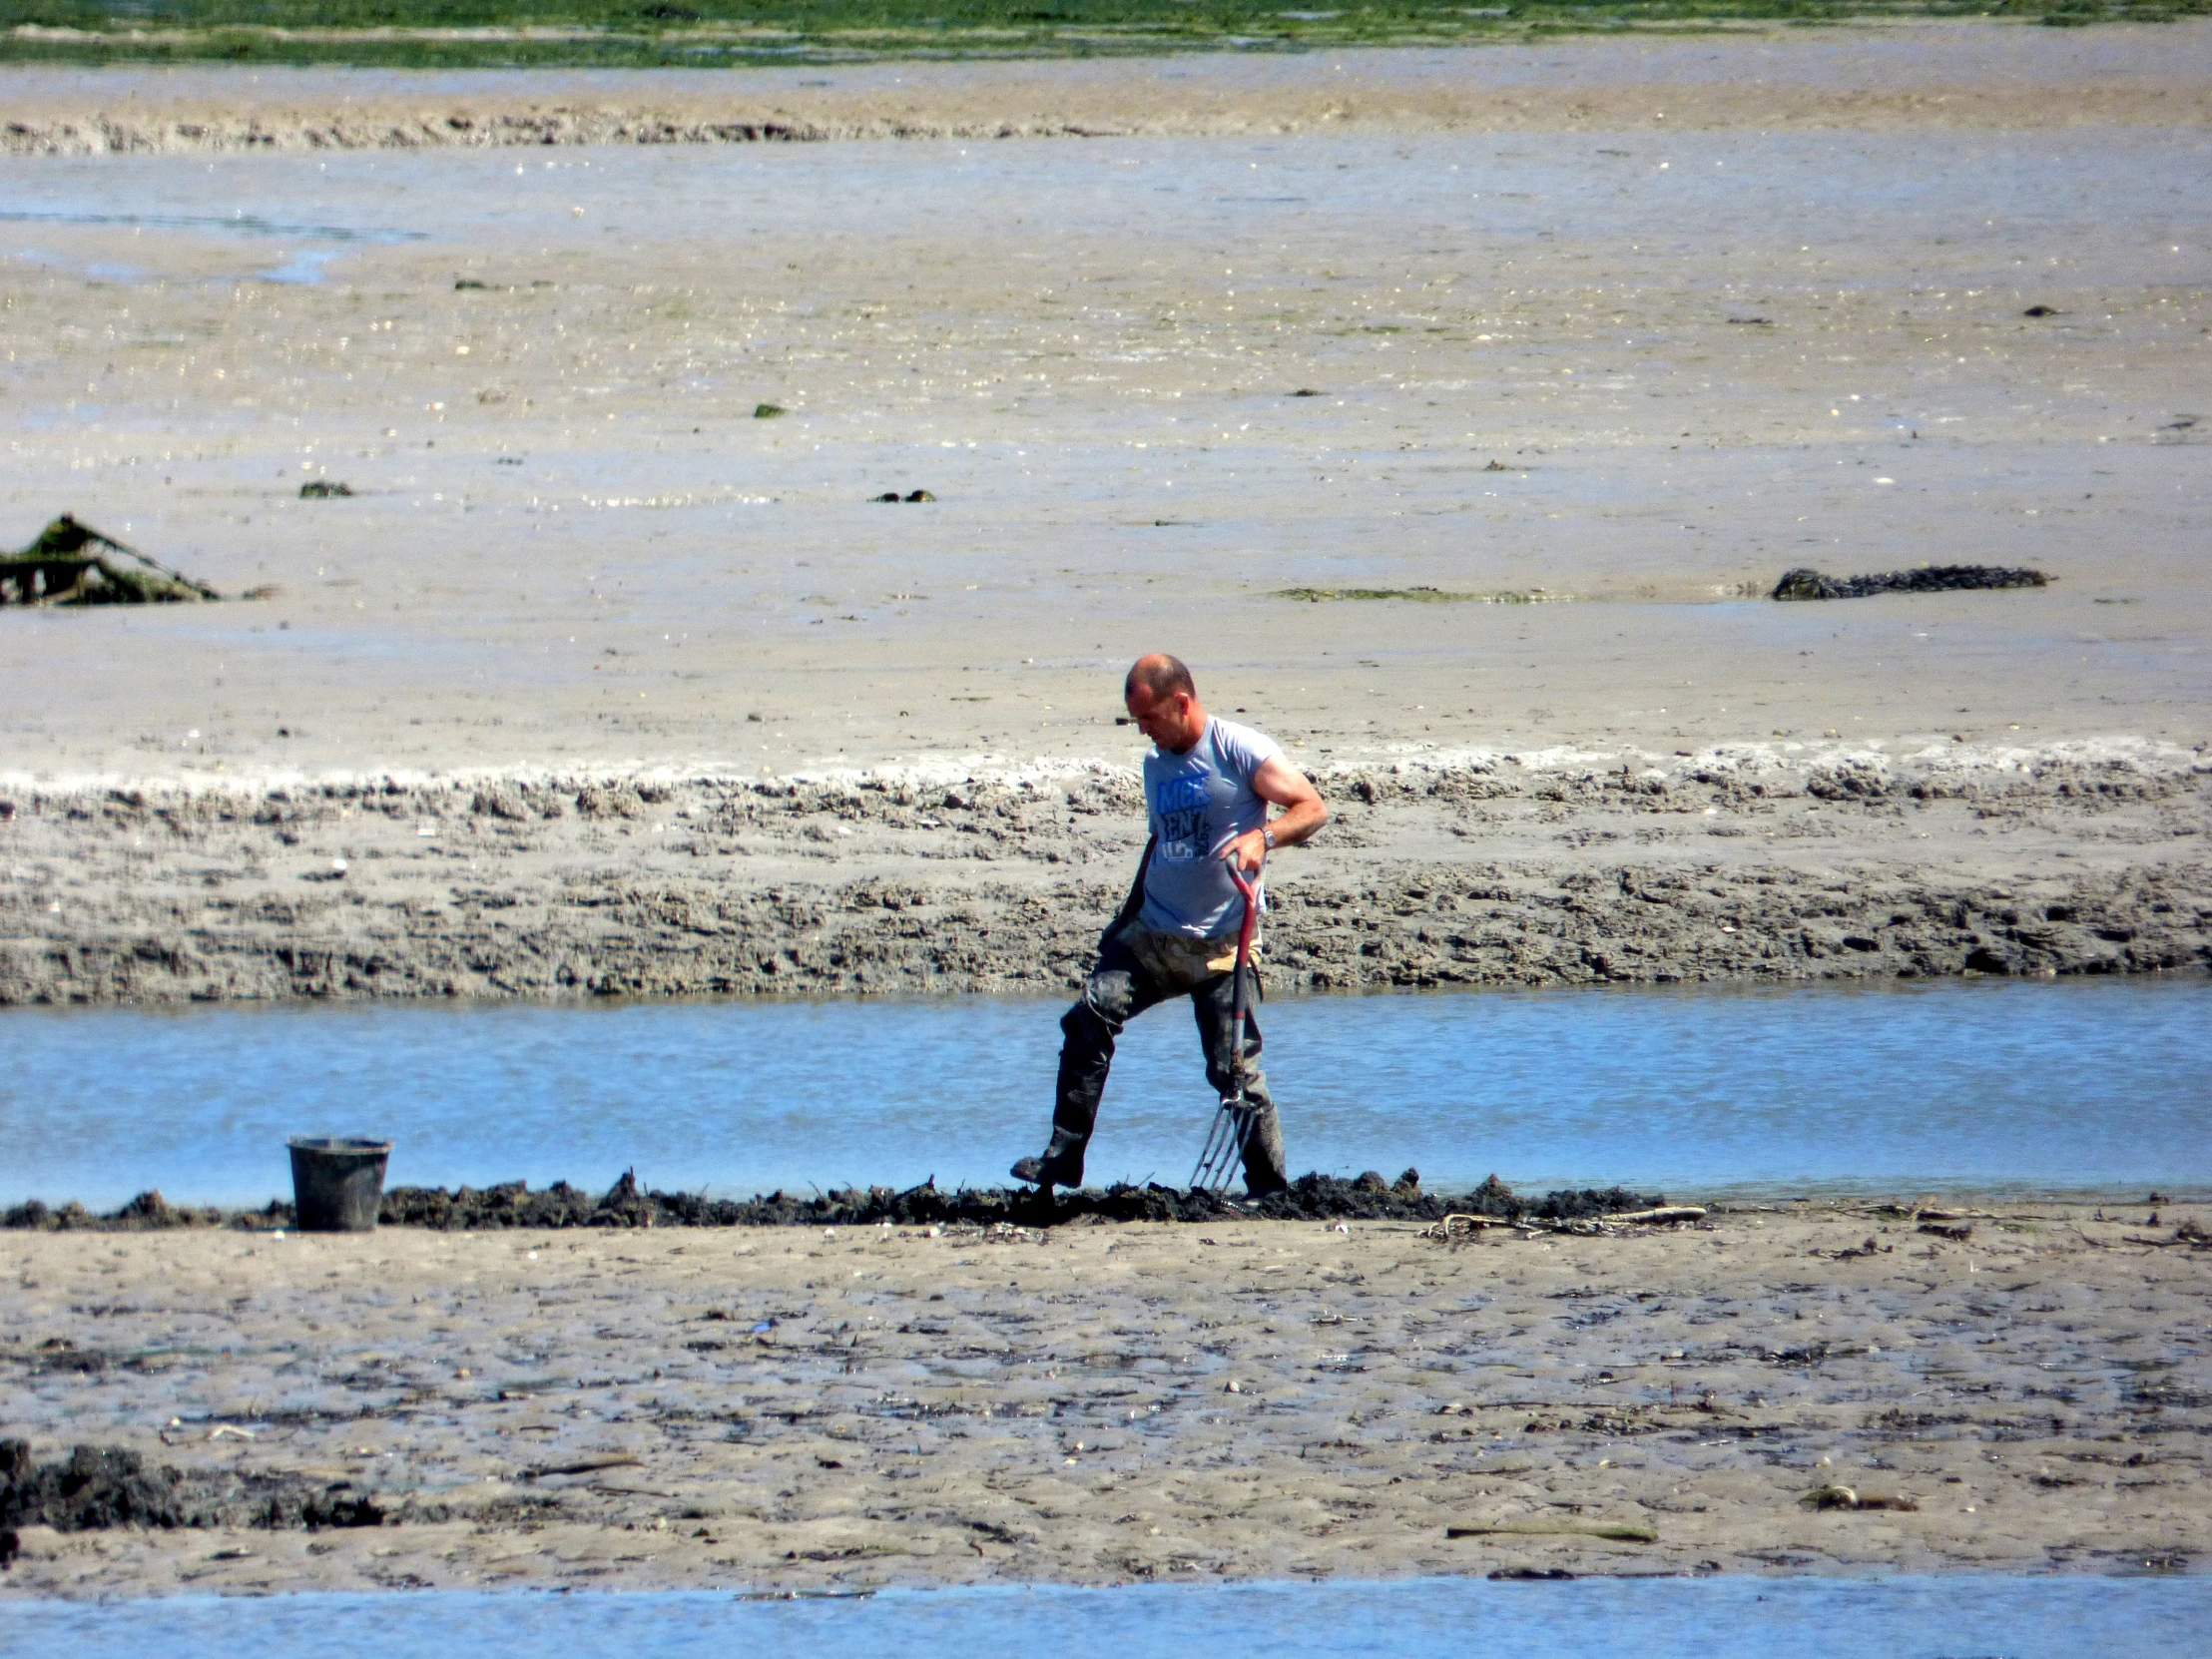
[[2, 976, 2204, 1209], [1, 1575, 2205, 1657]]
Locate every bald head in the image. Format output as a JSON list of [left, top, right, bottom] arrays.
[[1124, 653, 1207, 754], [1125, 653, 1196, 704]]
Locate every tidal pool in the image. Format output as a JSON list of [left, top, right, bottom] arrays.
[[2, 975, 2205, 1209], [2, 1575, 2207, 1657]]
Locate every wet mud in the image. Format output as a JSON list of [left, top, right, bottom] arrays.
[[4, 1204, 2207, 1595]]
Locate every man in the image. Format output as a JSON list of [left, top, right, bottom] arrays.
[[1012, 654, 1328, 1197]]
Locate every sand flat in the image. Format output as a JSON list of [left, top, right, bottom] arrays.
[[0, 29, 2207, 790], [3, 1205, 2208, 1595]]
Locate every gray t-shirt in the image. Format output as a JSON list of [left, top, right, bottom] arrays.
[[1138, 716, 1284, 939]]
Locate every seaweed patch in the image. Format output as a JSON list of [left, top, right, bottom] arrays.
[[1772, 564, 2049, 601], [0, 516, 225, 608]]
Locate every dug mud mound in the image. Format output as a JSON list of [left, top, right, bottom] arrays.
[[2, 1190, 233, 1232], [374, 1168, 1659, 1229], [1772, 563, 2048, 600], [0, 1439, 386, 1541], [6, 1172, 1662, 1234], [0, 1441, 186, 1532]]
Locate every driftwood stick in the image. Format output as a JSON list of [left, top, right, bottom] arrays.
[[1424, 1213, 1506, 1239], [1446, 1518, 1659, 1543], [524, 1453, 642, 1478]]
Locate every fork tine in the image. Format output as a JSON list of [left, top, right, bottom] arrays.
[[1191, 1101, 1254, 1196], [1203, 1110, 1238, 1185], [1190, 1107, 1233, 1192]]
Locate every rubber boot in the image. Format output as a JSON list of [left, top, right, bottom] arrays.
[[1237, 1101, 1290, 1198], [1010, 1127, 1087, 1191]]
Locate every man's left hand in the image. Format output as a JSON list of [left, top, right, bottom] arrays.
[[1224, 829, 1269, 875]]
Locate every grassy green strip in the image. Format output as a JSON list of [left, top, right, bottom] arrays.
[[0, 1, 2199, 70]]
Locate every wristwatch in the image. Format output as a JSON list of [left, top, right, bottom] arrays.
[[1262, 827, 1278, 850]]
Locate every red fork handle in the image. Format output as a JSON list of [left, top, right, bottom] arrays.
[[1223, 851, 1265, 1103]]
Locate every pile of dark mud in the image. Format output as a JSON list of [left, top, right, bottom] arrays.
[[5, 1172, 1661, 1234], [1772, 563, 2048, 600], [374, 1168, 1657, 1230], [0, 1439, 383, 1561]]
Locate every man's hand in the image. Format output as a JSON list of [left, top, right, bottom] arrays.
[[1222, 756, 1329, 873], [1225, 828, 1269, 876]]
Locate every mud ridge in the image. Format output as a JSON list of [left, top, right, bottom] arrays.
[[1, 748, 2205, 1007], [6, 78, 2212, 160]]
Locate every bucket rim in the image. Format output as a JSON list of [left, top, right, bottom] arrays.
[[286, 1136, 393, 1156]]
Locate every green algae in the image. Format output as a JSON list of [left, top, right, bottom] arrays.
[[0, 1, 2199, 71]]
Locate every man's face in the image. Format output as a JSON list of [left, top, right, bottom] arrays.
[[1126, 685, 1199, 752]]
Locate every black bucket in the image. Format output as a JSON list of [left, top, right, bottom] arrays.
[[286, 1137, 392, 1233]]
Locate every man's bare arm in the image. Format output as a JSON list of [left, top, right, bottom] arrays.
[[1227, 755, 1327, 873]]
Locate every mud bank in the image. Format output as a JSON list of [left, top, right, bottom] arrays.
[[3, 1203, 2206, 1596], [1, 746, 2205, 1007]]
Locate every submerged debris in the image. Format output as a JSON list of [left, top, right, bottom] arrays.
[[298, 480, 354, 499], [0, 516, 222, 607], [1772, 564, 2048, 601]]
